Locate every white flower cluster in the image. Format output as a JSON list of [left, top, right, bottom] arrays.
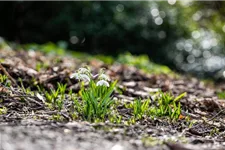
[[96, 79, 109, 87], [96, 72, 110, 87], [70, 67, 110, 87], [70, 67, 91, 83]]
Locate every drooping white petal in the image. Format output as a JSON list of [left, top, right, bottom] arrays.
[[70, 73, 80, 79], [78, 67, 90, 74], [98, 74, 110, 81], [70, 73, 90, 83], [80, 74, 90, 83], [96, 80, 110, 87]]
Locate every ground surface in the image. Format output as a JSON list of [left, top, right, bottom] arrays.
[[0, 47, 225, 150]]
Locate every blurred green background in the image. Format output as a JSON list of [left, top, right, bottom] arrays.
[[1, 1, 225, 79]]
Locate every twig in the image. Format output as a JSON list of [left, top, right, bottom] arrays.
[[0, 63, 18, 86], [207, 109, 225, 122], [1, 95, 44, 107], [190, 109, 225, 129]]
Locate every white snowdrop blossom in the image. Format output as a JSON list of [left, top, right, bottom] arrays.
[[79, 74, 91, 82], [70, 73, 90, 83], [70, 73, 80, 79], [78, 67, 90, 75], [98, 73, 110, 81], [70, 67, 92, 83], [96, 80, 110, 87]]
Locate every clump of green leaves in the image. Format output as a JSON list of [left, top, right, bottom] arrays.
[[149, 92, 186, 120], [0, 106, 7, 115], [133, 99, 150, 119], [0, 74, 11, 87], [70, 67, 117, 122], [0, 74, 7, 83], [18, 78, 35, 96], [45, 83, 67, 110], [124, 92, 186, 124], [217, 91, 225, 99], [35, 62, 49, 72], [126, 98, 150, 120]]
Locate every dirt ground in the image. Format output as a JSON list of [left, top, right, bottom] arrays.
[[0, 48, 225, 150]]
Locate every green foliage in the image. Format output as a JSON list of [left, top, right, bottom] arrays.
[[44, 83, 67, 110], [94, 55, 114, 65], [0, 74, 7, 83], [217, 91, 225, 99], [149, 92, 186, 120], [23, 42, 66, 56], [133, 99, 149, 118], [109, 113, 122, 124], [0, 106, 7, 115], [0, 74, 11, 87], [51, 113, 64, 121], [77, 80, 117, 121], [210, 127, 220, 136], [22, 42, 175, 76], [71, 67, 117, 122], [35, 62, 49, 72], [126, 98, 150, 119], [117, 52, 172, 74], [18, 78, 35, 95], [124, 92, 186, 122]]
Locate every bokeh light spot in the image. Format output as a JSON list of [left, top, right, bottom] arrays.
[[116, 4, 124, 12], [70, 36, 79, 44], [176, 42, 183, 51], [187, 55, 195, 63], [192, 11, 202, 21], [192, 31, 200, 39], [175, 53, 184, 63], [222, 70, 225, 78], [159, 11, 166, 18], [222, 25, 225, 32], [154, 17, 163, 25], [93, 3, 100, 10], [203, 50, 211, 58], [180, 1, 193, 7], [168, 0, 176, 5], [201, 40, 211, 49], [192, 49, 201, 57], [151, 8, 159, 17], [184, 43, 192, 52], [139, 17, 148, 25], [158, 31, 166, 39]]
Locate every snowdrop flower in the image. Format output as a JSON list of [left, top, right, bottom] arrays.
[[79, 74, 91, 82], [78, 67, 90, 75], [70, 73, 90, 83], [98, 73, 110, 81], [70, 73, 80, 79], [96, 80, 110, 87]]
